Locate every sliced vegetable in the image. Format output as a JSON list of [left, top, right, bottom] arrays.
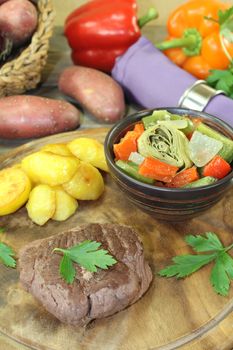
[[128, 152, 145, 165], [142, 110, 180, 129], [157, 119, 188, 129], [0, 167, 31, 216], [26, 185, 56, 226], [203, 155, 231, 179], [137, 124, 192, 169], [68, 137, 108, 172], [183, 176, 217, 188], [166, 167, 199, 188], [133, 123, 144, 136], [139, 157, 179, 182], [197, 123, 233, 163], [52, 188, 78, 222], [116, 160, 154, 184], [188, 131, 223, 167], [142, 110, 194, 135], [113, 131, 138, 161]]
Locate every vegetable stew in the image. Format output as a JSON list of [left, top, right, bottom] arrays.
[[113, 110, 233, 188]]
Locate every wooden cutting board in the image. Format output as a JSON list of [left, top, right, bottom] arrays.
[[0, 128, 233, 350]]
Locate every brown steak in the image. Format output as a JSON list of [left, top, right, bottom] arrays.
[[18, 223, 152, 326]]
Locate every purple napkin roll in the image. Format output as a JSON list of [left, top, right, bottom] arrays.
[[112, 36, 233, 127]]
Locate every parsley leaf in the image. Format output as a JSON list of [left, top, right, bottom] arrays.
[[53, 240, 117, 284], [0, 242, 16, 268], [210, 253, 230, 296], [159, 254, 216, 278], [185, 232, 223, 252], [219, 7, 233, 42], [60, 254, 76, 284], [0, 228, 5, 234], [159, 232, 233, 296], [206, 69, 233, 98]]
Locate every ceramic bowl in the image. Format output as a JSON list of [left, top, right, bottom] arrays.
[[104, 108, 233, 221]]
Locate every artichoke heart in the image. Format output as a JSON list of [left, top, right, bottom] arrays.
[[137, 124, 192, 169]]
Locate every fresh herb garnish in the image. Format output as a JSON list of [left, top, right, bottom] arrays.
[[159, 232, 233, 296], [0, 242, 16, 268], [206, 68, 233, 98], [53, 240, 117, 284], [0, 228, 5, 234]]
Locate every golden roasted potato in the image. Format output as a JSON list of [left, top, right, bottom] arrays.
[[0, 167, 31, 216], [68, 138, 108, 172], [52, 187, 78, 221], [11, 163, 22, 170], [63, 161, 104, 200], [40, 143, 73, 156], [21, 151, 80, 186], [26, 184, 56, 225]]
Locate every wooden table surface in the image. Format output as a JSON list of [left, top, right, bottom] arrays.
[[1, 26, 233, 350], [0, 25, 159, 350]]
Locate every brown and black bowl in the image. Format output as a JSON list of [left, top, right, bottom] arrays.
[[104, 107, 233, 221]]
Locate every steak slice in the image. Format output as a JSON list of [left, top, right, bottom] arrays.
[[19, 223, 152, 326]]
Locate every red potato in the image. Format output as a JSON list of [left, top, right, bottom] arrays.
[[58, 66, 125, 123], [0, 95, 81, 139], [0, 0, 38, 47]]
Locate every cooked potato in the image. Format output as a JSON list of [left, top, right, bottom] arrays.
[[40, 143, 73, 157], [52, 187, 78, 221], [26, 184, 56, 225], [63, 161, 104, 200], [0, 167, 31, 216], [11, 163, 22, 170], [21, 151, 80, 186], [68, 137, 108, 172]]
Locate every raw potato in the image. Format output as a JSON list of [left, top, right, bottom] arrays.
[[58, 66, 125, 122], [52, 188, 78, 221], [0, 167, 31, 216], [63, 162, 104, 200], [26, 185, 56, 226], [68, 138, 108, 172], [21, 151, 80, 186], [0, 0, 38, 47], [41, 143, 73, 156], [0, 95, 81, 139]]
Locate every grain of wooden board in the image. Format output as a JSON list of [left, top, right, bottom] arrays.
[[0, 128, 233, 350]]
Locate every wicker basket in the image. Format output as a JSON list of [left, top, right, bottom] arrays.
[[0, 0, 55, 97]]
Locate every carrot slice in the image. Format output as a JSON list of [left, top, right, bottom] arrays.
[[113, 125, 144, 161], [133, 123, 144, 136], [166, 166, 199, 188], [203, 155, 231, 179], [139, 157, 179, 182], [113, 132, 138, 161]]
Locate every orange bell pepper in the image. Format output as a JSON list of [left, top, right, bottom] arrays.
[[156, 0, 233, 79]]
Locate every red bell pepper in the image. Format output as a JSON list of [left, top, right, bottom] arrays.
[[203, 155, 231, 179], [64, 0, 158, 72]]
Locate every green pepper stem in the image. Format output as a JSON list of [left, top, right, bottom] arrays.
[[156, 36, 196, 50], [156, 28, 203, 57], [138, 8, 158, 29]]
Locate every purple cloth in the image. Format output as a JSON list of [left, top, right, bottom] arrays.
[[112, 36, 233, 127]]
